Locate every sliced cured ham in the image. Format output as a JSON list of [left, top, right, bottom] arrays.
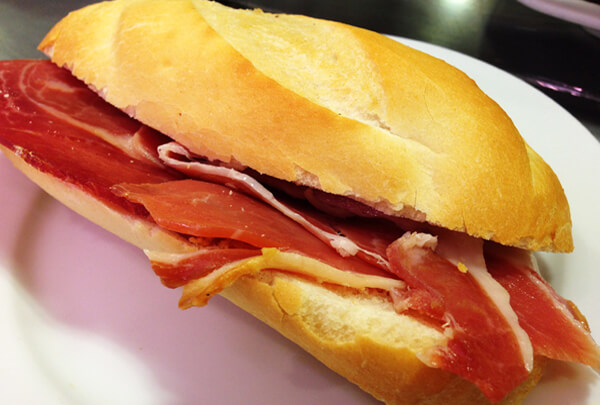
[[0, 60, 182, 218], [158, 142, 392, 268], [435, 231, 534, 372], [112, 180, 393, 279], [387, 233, 530, 402], [486, 245, 600, 371]]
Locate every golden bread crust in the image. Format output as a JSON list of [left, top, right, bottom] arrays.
[[39, 0, 572, 252]]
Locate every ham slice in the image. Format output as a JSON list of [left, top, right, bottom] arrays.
[[486, 245, 600, 371], [0, 60, 181, 218], [387, 233, 530, 402], [158, 142, 391, 268], [388, 233, 600, 401], [435, 232, 534, 373], [112, 180, 392, 279]]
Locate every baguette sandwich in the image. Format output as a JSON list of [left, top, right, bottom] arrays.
[[0, 0, 598, 403]]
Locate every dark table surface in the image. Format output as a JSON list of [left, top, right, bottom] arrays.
[[1, 0, 599, 142]]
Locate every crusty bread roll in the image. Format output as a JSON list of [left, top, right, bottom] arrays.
[[39, 0, 572, 253], [0, 0, 579, 403]]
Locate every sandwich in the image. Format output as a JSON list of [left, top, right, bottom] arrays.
[[0, 0, 598, 403]]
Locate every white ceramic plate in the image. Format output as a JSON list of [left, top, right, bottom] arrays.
[[517, 0, 600, 33], [1, 37, 599, 405]]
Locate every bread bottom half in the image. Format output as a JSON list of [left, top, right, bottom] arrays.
[[221, 271, 546, 405]]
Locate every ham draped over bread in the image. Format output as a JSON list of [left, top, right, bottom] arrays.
[[1, 59, 598, 403], [387, 234, 531, 401]]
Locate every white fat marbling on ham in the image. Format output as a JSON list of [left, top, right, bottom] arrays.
[[395, 231, 438, 251], [435, 231, 534, 373]]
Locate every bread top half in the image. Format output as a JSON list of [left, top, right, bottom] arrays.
[[39, 0, 572, 252]]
